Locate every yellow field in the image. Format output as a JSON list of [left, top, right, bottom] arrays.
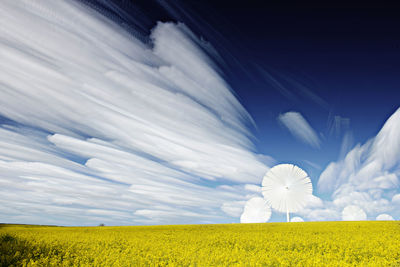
[[1, 221, 399, 266]]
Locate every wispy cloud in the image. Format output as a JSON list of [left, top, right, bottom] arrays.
[[257, 66, 330, 110], [278, 111, 321, 148], [327, 114, 351, 138], [0, 1, 270, 225], [257, 67, 298, 103], [277, 73, 330, 110]]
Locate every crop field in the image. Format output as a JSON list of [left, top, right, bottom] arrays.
[[1, 221, 400, 266]]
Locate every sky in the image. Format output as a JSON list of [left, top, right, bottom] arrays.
[[0, 0, 399, 225]]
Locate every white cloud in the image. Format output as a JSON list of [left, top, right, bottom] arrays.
[[0, 0, 271, 225], [307, 208, 340, 221], [317, 108, 400, 220], [240, 197, 271, 223], [342, 205, 367, 221], [376, 214, 394, 221], [295, 198, 340, 221], [339, 131, 354, 159], [278, 111, 321, 148], [244, 184, 262, 193], [221, 201, 246, 217], [305, 195, 324, 208]]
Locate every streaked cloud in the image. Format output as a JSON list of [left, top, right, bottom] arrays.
[[257, 67, 298, 103], [221, 201, 246, 217], [278, 111, 321, 148], [315, 107, 400, 221], [327, 115, 351, 138], [0, 0, 270, 225], [257, 66, 329, 110], [277, 74, 330, 110], [338, 131, 354, 159]]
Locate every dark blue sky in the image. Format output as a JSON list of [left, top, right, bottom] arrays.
[[87, 0, 400, 183]]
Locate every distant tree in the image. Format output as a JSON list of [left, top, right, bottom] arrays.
[[99, 223, 105, 227]]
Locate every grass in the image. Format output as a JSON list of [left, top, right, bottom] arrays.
[[1, 221, 400, 266]]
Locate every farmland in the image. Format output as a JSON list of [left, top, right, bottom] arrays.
[[1, 221, 400, 266]]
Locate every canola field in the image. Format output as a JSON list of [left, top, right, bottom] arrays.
[[1, 221, 400, 266]]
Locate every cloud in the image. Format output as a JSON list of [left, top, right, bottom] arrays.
[[240, 197, 271, 223], [376, 214, 394, 221], [244, 184, 262, 193], [305, 195, 324, 208], [317, 107, 400, 220], [257, 67, 298, 103], [294, 196, 340, 221], [306, 207, 340, 221], [0, 0, 271, 225], [277, 73, 330, 110], [303, 160, 322, 170], [342, 205, 367, 221], [339, 131, 354, 159], [256, 67, 329, 110], [328, 115, 350, 138], [278, 112, 321, 148], [220, 201, 246, 217]]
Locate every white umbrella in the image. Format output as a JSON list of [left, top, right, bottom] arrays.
[[376, 213, 394, 221], [291, 216, 304, 222], [262, 164, 312, 222], [240, 197, 271, 223]]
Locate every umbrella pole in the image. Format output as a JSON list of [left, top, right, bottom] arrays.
[[287, 209, 290, 222]]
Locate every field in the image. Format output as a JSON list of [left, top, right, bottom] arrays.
[[1, 221, 400, 266]]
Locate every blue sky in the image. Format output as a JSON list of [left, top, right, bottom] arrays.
[[0, 0, 399, 225], [120, 0, 400, 170], [170, 1, 400, 190]]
